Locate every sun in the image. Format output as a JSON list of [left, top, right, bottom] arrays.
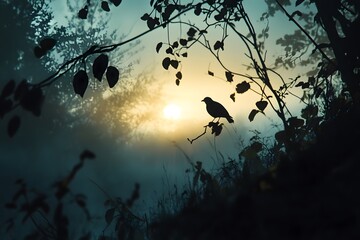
[[163, 103, 181, 120]]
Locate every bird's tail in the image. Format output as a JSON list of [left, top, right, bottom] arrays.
[[226, 116, 234, 123]]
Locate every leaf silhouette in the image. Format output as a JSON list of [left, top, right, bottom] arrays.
[[105, 208, 115, 225], [256, 100, 268, 111], [194, 3, 202, 16], [20, 88, 44, 116], [92, 54, 109, 81], [230, 93, 235, 102], [187, 27, 197, 37], [175, 79, 180, 86], [78, 6, 88, 19], [170, 60, 179, 69], [289, 117, 304, 128], [39, 38, 56, 51], [156, 42, 163, 53], [73, 70, 89, 97], [141, 13, 150, 21], [101, 1, 110, 12], [106, 66, 119, 88], [248, 109, 259, 122], [214, 41, 224, 51], [7, 115, 20, 138], [80, 149, 96, 160], [33, 46, 46, 58], [236, 81, 250, 93], [1, 79, 16, 98], [225, 71, 233, 82], [208, 71, 214, 76], [176, 71, 182, 79], [162, 57, 170, 70], [109, 0, 121, 7], [179, 39, 187, 46]]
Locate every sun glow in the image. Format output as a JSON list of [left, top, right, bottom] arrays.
[[163, 103, 181, 120]]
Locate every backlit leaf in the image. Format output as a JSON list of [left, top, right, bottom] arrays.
[[214, 41, 224, 51], [187, 27, 196, 37], [101, 1, 110, 11], [7, 115, 20, 138], [73, 70, 89, 97], [179, 39, 187, 46], [39, 38, 56, 51], [225, 71, 233, 82], [78, 6, 88, 19], [256, 100, 268, 111], [80, 150, 96, 160], [162, 57, 170, 70], [106, 66, 119, 88], [194, 3, 202, 16], [156, 42, 163, 53], [176, 71, 182, 79], [33, 46, 46, 58], [230, 93, 235, 102], [170, 60, 179, 69], [141, 13, 150, 21], [92, 54, 109, 81], [236, 81, 250, 94], [248, 109, 259, 122]]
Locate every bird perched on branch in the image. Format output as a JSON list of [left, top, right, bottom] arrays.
[[202, 97, 234, 123]]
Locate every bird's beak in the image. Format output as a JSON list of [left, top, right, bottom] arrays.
[[201, 99, 204, 102]]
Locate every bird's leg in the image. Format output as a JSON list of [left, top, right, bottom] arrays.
[[212, 117, 216, 122], [216, 117, 220, 123]]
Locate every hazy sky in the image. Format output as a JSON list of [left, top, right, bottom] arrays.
[[0, 0, 309, 237]]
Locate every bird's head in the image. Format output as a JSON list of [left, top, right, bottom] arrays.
[[202, 97, 212, 103]]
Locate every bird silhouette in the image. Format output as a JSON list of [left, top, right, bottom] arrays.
[[202, 97, 234, 123]]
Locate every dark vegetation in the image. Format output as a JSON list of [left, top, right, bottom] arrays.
[[1, 0, 360, 239]]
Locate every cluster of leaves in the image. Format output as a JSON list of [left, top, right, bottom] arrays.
[[73, 54, 120, 98], [155, 27, 199, 86], [3, 150, 95, 240], [0, 79, 44, 137], [78, 0, 122, 19]]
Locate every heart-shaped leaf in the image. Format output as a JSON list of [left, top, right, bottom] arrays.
[[256, 100, 268, 111]]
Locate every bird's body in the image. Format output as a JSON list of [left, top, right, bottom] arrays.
[[202, 97, 234, 123]]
